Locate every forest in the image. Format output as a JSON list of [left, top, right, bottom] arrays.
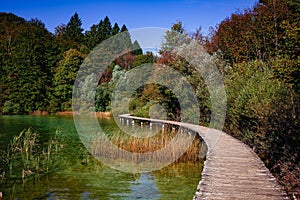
[[0, 0, 299, 198]]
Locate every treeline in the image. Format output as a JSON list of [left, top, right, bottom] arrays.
[[0, 12, 144, 114], [206, 0, 300, 92]]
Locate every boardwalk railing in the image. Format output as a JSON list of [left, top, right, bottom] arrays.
[[119, 114, 288, 200]]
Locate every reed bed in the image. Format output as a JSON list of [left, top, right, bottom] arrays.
[[92, 126, 204, 165], [0, 128, 64, 183]]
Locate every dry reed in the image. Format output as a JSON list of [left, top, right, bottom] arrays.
[[91, 126, 203, 164]]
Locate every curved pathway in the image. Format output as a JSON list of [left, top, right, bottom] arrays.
[[118, 114, 288, 200]]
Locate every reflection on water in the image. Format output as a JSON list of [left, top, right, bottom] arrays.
[[0, 115, 203, 200], [114, 173, 160, 200]]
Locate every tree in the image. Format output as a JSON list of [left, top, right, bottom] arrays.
[[0, 14, 59, 114], [132, 52, 155, 68], [225, 61, 300, 195], [160, 21, 190, 53], [120, 24, 128, 32], [112, 23, 120, 35], [0, 12, 133, 114], [132, 40, 143, 55], [207, 0, 299, 92], [0, 13, 27, 112], [51, 49, 86, 111], [17, 22, 58, 112], [60, 12, 84, 50], [85, 23, 100, 50], [102, 16, 112, 38], [65, 13, 84, 43], [85, 17, 120, 50]]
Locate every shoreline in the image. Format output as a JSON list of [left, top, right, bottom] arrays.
[[56, 111, 112, 119], [28, 111, 112, 119]]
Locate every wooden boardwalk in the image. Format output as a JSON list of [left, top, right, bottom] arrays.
[[119, 114, 288, 200]]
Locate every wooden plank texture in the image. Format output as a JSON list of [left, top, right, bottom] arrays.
[[119, 114, 288, 200]]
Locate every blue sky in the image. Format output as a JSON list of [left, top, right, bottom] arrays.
[[1, 0, 257, 34]]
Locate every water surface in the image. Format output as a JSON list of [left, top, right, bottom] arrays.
[[0, 115, 202, 200]]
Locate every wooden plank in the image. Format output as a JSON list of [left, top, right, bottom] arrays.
[[119, 114, 288, 200]]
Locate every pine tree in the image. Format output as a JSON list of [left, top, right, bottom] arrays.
[[85, 17, 117, 50], [85, 24, 100, 50], [120, 24, 128, 32], [132, 40, 143, 55], [161, 21, 190, 53], [64, 12, 84, 47], [112, 23, 120, 35], [102, 16, 112, 38]]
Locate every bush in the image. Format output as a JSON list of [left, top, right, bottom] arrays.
[[2, 101, 21, 114], [225, 60, 300, 196]]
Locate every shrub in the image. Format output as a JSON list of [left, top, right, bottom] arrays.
[[225, 60, 300, 195]]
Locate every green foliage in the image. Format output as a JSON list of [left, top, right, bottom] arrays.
[[225, 61, 300, 193], [204, 0, 300, 194], [84, 16, 122, 50], [171, 21, 184, 33], [95, 65, 125, 112], [64, 12, 84, 47], [112, 23, 120, 35], [132, 52, 155, 68], [120, 24, 128, 32], [157, 24, 211, 124], [129, 84, 180, 120], [0, 14, 59, 114], [102, 16, 112, 38], [132, 40, 143, 55], [84, 24, 99, 50], [161, 21, 191, 53], [208, 0, 300, 92], [2, 100, 21, 114], [95, 83, 112, 112], [269, 55, 300, 92], [51, 49, 86, 112]]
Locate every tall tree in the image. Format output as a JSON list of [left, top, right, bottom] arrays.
[[208, 0, 300, 91], [85, 23, 100, 50], [85, 17, 119, 50], [160, 21, 190, 53], [0, 14, 58, 114], [51, 49, 86, 112], [63, 12, 84, 49], [112, 23, 120, 35], [102, 16, 112, 39]]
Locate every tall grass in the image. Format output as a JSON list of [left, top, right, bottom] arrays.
[[0, 128, 64, 183], [92, 126, 203, 164]]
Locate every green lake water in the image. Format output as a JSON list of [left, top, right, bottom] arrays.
[[0, 115, 202, 200]]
